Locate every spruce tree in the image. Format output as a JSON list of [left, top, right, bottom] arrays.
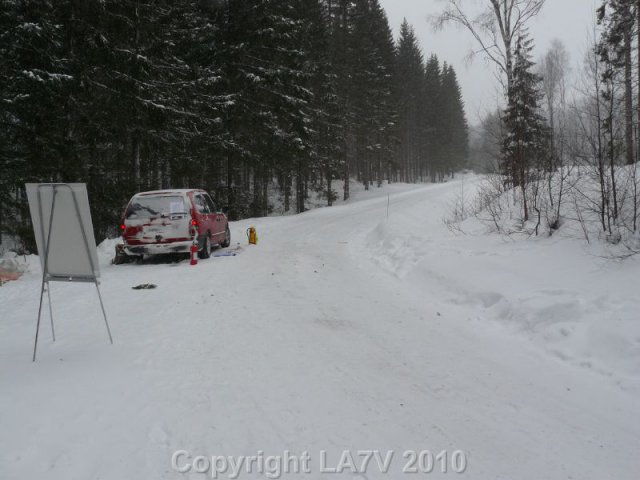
[[349, 0, 396, 190], [0, 0, 72, 248], [300, 0, 344, 207], [440, 64, 469, 175], [395, 20, 425, 183], [325, 0, 355, 200], [422, 54, 442, 182], [218, 0, 313, 216], [502, 33, 548, 221]]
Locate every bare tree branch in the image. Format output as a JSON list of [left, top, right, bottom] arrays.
[[432, 0, 546, 94]]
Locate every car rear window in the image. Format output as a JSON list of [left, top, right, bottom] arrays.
[[125, 195, 187, 219]]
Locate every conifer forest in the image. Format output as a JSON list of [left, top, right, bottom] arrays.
[[0, 0, 468, 245]]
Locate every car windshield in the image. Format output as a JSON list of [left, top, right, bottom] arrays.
[[125, 195, 187, 219]]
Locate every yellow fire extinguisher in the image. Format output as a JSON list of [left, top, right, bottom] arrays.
[[247, 226, 258, 245]]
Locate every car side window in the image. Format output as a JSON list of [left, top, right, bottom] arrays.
[[204, 194, 217, 213], [194, 195, 210, 214]]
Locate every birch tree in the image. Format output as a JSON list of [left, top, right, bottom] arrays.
[[434, 0, 545, 97]]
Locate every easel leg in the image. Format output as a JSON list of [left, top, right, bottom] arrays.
[[95, 281, 113, 344], [33, 277, 46, 362], [46, 282, 55, 342]]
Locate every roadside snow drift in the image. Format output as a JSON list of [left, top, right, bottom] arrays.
[[1, 176, 638, 480]]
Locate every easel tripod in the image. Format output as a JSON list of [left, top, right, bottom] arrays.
[[32, 184, 113, 361]]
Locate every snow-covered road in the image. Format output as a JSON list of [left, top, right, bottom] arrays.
[[1, 178, 638, 479]]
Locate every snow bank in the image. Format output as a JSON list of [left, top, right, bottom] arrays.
[[0, 250, 40, 279], [453, 167, 640, 251], [364, 175, 640, 388], [97, 237, 122, 268], [0, 237, 121, 281]]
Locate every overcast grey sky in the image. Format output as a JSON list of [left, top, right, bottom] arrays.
[[378, 0, 597, 125]]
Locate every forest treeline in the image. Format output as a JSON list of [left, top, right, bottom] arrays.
[[0, 0, 468, 246]]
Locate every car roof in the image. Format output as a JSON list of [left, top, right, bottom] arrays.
[[133, 189, 206, 197]]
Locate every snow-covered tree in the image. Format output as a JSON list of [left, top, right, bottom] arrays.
[[502, 33, 548, 221]]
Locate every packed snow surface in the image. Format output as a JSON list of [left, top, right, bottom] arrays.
[[1, 176, 638, 479]]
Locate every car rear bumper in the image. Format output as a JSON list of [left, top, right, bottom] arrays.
[[123, 240, 194, 256]]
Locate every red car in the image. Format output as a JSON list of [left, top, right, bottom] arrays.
[[115, 189, 230, 263]]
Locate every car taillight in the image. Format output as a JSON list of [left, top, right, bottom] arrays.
[[120, 224, 126, 231], [191, 219, 198, 227]]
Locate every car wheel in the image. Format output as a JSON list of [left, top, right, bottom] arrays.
[[199, 236, 211, 259], [113, 251, 128, 265], [221, 226, 231, 248], [113, 245, 132, 265]]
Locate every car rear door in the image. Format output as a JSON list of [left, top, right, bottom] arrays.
[[204, 193, 226, 244], [124, 194, 191, 244]]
